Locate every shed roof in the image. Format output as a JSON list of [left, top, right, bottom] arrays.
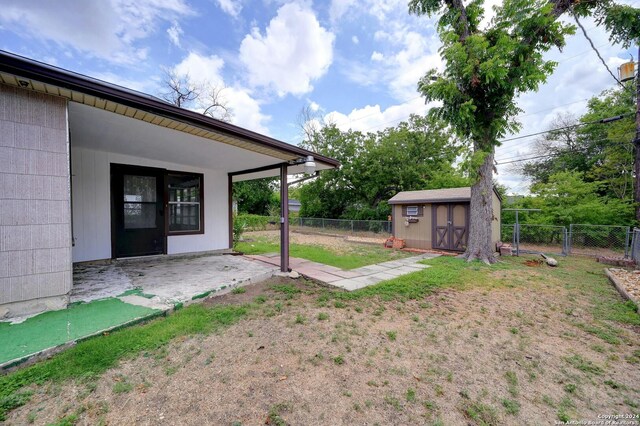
[[388, 187, 502, 205]]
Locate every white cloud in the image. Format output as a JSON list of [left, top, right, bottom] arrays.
[[0, 0, 193, 64], [370, 51, 384, 61], [324, 97, 430, 133], [329, 0, 357, 22], [239, 3, 335, 96], [172, 52, 271, 134], [351, 35, 359, 44], [216, 0, 242, 18], [345, 28, 442, 101], [309, 101, 320, 112], [167, 21, 183, 47]]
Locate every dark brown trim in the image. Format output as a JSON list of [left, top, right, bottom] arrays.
[[228, 174, 233, 249], [0, 50, 340, 170], [229, 162, 286, 177], [280, 164, 289, 272], [165, 171, 205, 236]]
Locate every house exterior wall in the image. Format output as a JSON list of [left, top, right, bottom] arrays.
[[0, 84, 72, 318], [71, 146, 229, 263]]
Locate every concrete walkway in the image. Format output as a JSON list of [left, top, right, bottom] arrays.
[[245, 253, 439, 291]]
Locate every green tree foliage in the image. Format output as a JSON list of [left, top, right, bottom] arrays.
[[408, 0, 577, 263], [233, 178, 278, 215], [504, 86, 637, 226], [408, 0, 638, 262], [298, 115, 469, 220], [524, 171, 633, 225], [517, 85, 636, 215]]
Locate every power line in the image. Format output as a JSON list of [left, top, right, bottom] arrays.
[[495, 133, 636, 165], [496, 112, 633, 145], [571, 9, 624, 87]]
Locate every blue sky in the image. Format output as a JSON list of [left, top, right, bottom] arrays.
[[0, 0, 636, 193]]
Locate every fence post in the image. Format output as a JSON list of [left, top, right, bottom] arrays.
[[625, 227, 631, 258], [322, 218, 325, 229], [568, 224, 573, 255], [563, 227, 568, 256], [351, 220, 354, 234]]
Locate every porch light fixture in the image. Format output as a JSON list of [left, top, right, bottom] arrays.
[[303, 155, 316, 174]]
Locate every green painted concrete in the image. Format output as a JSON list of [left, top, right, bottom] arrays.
[[0, 299, 159, 365], [117, 288, 155, 299]]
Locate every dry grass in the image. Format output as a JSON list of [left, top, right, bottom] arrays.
[[4, 256, 640, 425]]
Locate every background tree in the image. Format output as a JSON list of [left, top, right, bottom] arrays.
[[409, 0, 639, 263], [518, 86, 636, 200], [233, 178, 279, 216], [299, 115, 469, 219], [160, 69, 232, 121]]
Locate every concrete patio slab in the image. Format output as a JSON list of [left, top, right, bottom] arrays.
[[2, 253, 280, 369], [73, 253, 279, 308]]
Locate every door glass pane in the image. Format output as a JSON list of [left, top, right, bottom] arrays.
[[124, 175, 156, 202], [123, 175, 156, 229]]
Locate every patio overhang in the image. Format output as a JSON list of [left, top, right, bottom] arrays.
[[0, 50, 339, 273]]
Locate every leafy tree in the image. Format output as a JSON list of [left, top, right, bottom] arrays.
[[409, 0, 639, 263], [530, 171, 634, 225], [299, 115, 468, 219], [233, 178, 278, 215], [518, 86, 636, 200]]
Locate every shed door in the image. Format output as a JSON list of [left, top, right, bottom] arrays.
[[432, 203, 469, 251]]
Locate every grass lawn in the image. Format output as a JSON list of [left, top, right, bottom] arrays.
[[236, 236, 410, 270], [2, 255, 639, 425]]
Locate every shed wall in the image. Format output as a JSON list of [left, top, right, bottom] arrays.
[[393, 204, 433, 249], [0, 84, 72, 317]]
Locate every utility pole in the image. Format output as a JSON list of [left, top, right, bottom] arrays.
[[636, 45, 640, 221]]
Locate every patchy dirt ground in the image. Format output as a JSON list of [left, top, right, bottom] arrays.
[[6, 263, 640, 426], [244, 230, 362, 253]]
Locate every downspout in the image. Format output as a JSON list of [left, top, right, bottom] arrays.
[[228, 174, 233, 249]]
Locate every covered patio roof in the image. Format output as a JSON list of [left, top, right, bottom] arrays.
[[0, 50, 339, 178]]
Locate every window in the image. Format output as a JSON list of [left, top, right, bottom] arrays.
[[168, 173, 203, 234], [406, 205, 419, 216]]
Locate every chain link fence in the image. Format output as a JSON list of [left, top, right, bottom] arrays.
[[241, 214, 635, 259], [292, 217, 392, 237], [501, 223, 634, 258], [502, 224, 568, 256], [568, 224, 631, 257]]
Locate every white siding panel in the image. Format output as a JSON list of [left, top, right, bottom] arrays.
[[71, 147, 229, 262]]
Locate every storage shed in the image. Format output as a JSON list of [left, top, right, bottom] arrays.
[[388, 187, 502, 252]]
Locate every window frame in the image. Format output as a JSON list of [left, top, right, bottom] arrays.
[[405, 205, 419, 216], [166, 171, 205, 236]]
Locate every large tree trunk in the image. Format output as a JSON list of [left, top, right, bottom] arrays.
[[463, 148, 497, 264]]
